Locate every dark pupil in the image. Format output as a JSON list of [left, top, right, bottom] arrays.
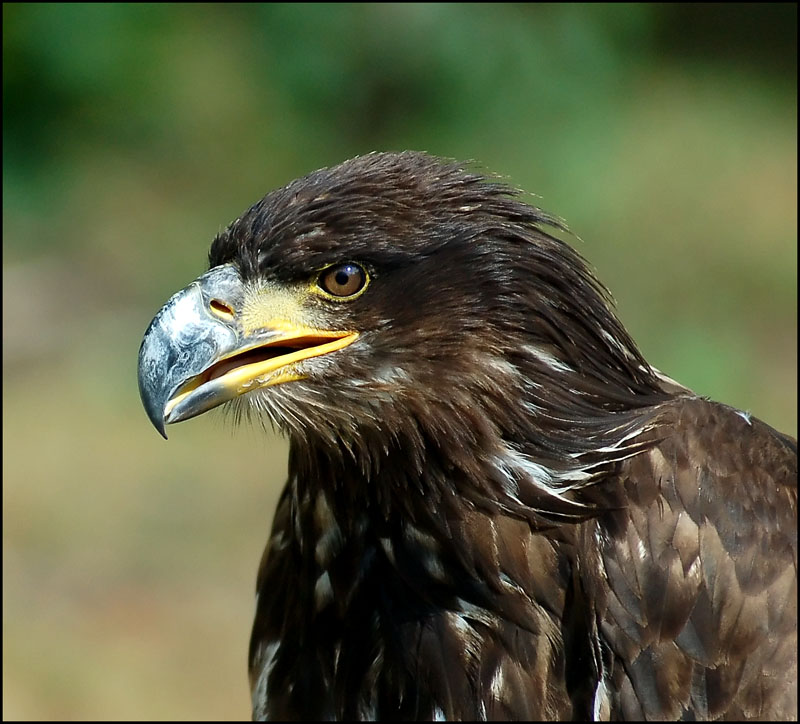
[[335, 269, 351, 287]]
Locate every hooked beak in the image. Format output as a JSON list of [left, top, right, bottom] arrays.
[[138, 264, 358, 438]]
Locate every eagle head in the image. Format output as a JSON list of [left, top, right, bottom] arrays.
[[139, 151, 669, 521]]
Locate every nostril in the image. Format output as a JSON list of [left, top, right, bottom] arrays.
[[209, 299, 235, 319]]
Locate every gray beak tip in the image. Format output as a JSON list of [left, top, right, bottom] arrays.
[[138, 367, 169, 439], [138, 264, 243, 440]]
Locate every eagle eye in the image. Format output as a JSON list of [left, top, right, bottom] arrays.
[[318, 263, 367, 298]]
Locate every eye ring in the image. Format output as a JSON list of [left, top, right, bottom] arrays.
[[317, 263, 368, 299]]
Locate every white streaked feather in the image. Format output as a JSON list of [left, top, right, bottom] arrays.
[[489, 664, 506, 700], [493, 443, 592, 504], [251, 640, 280, 719], [314, 571, 333, 610], [523, 343, 575, 373], [601, 329, 636, 361], [593, 675, 610, 721]]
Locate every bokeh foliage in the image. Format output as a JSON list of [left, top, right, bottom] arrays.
[[3, 4, 796, 719]]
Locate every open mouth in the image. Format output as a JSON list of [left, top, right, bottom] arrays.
[[200, 336, 341, 385], [164, 330, 358, 421]]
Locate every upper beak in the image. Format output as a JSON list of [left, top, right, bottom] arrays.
[[138, 264, 358, 438]]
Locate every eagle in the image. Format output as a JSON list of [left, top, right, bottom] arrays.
[[138, 151, 797, 721]]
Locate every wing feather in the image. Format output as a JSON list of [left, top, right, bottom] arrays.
[[595, 396, 797, 719]]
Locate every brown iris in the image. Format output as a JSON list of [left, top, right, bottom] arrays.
[[319, 263, 367, 298]]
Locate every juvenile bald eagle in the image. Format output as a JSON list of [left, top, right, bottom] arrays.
[[138, 152, 797, 721]]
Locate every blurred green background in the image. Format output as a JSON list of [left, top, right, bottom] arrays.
[[3, 3, 796, 720]]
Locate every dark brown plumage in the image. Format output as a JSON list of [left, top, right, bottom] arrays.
[[138, 151, 797, 720]]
